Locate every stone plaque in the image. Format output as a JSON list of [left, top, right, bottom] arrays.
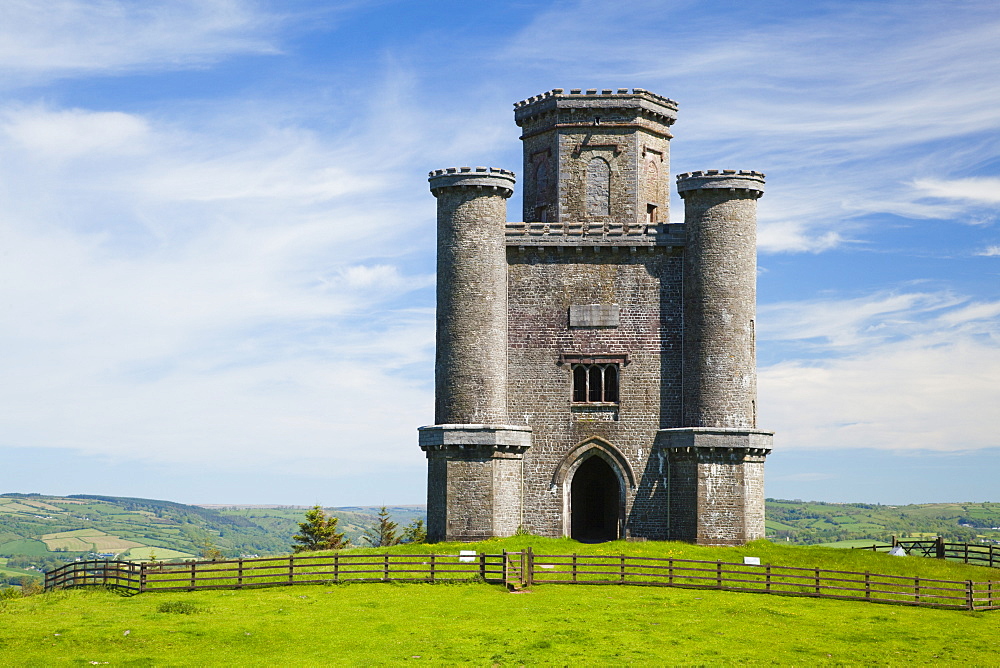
[[569, 304, 619, 328]]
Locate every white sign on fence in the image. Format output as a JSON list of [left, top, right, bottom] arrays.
[[743, 556, 761, 566], [458, 551, 477, 563]]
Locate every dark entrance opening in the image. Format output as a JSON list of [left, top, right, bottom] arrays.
[[570, 456, 621, 542]]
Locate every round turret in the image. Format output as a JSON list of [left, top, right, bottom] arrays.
[[678, 170, 765, 429], [429, 166, 515, 425]]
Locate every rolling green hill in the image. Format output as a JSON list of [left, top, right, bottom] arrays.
[[0, 494, 423, 575], [3, 492, 998, 578], [766, 499, 1000, 546]]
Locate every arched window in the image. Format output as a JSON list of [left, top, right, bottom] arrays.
[[585, 157, 610, 216], [535, 160, 549, 203]]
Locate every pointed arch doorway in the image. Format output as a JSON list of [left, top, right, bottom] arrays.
[[570, 455, 621, 542]]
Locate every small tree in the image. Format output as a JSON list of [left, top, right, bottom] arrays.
[[199, 538, 223, 561], [292, 505, 349, 553], [362, 507, 401, 548], [402, 519, 427, 544]]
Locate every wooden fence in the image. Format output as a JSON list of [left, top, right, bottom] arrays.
[[853, 537, 1000, 569], [525, 551, 999, 611], [45, 549, 1000, 611], [45, 552, 510, 593]]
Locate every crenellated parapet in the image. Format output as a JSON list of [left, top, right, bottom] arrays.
[[428, 166, 516, 196], [504, 221, 684, 247], [514, 88, 678, 132], [676, 170, 765, 198]]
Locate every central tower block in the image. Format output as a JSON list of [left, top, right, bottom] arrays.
[[514, 88, 678, 224]]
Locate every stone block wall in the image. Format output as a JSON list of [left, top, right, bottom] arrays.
[[506, 246, 683, 538]]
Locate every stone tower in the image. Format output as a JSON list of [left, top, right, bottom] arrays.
[[419, 89, 772, 545]]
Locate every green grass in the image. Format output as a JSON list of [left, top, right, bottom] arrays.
[[1, 577, 996, 665], [0, 539, 49, 556], [6, 538, 1000, 664]]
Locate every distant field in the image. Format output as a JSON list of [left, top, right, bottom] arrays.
[[0, 565, 35, 580], [121, 547, 196, 561], [41, 529, 105, 539], [42, 537, 92, 551], [817, 539, 888, 548], [0, 539, 49, 556]]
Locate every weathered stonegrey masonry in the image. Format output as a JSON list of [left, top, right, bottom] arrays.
[[419, 88, 773, 545]]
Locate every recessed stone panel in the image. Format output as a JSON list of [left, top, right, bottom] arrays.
[[568, 304, 620, 328]]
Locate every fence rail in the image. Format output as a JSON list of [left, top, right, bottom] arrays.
[[45, 552, 507, 593], [527, 551, 998, 611], [45, 549, 999, 612], [853, 537, 1000, 570]]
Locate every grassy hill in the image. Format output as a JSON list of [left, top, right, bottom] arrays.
[[0, 494, 423, 576], [4, 491, 999, 579], [766, 499, 1000, 546], [2, 537, 998, 665]]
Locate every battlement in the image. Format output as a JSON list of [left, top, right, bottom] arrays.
[[504, 221, 684, 247], [514, 88, 678, 131], [514, 87, 678, 111], [676, 170, 765, 197], [428, 166, 516, 196]]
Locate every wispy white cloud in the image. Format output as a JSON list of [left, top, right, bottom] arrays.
[[0, 96, 439, 469], [977, 245, 1000, 257], [758, 289, 1000, 452], [0, 0, 282, 84], [912, 177, 1000, 205]]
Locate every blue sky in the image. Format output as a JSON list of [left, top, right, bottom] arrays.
[[1, 0, 998, 506]]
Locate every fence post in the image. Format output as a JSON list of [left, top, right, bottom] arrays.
[[936, 536, 945, 559], [521, 551, 527, 588], [765, 564, 771, 592], [431, 554, 437, 584], [865, 572, 871, 601], [572, 554, 578, 583], [334, 553, 340, 583], [967, 580, 975, 611], [384, 554, 390, 581], [620, 555, 626, 585], [238, 558, 244, 588], [668, 557, 674, 586], [527, 547, 534, 587], [891, 535, 897, 548], [479, 553, 486, 581], [914, 576, 920, 604], [716, 561, 722, 588], [990, 544, 996, 569], [964, 542, 970, 564], [190, 561, 197, 590], [288, 556, 295, 585], [139, 563, 147, 593], [814, 567, 820, 595]]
